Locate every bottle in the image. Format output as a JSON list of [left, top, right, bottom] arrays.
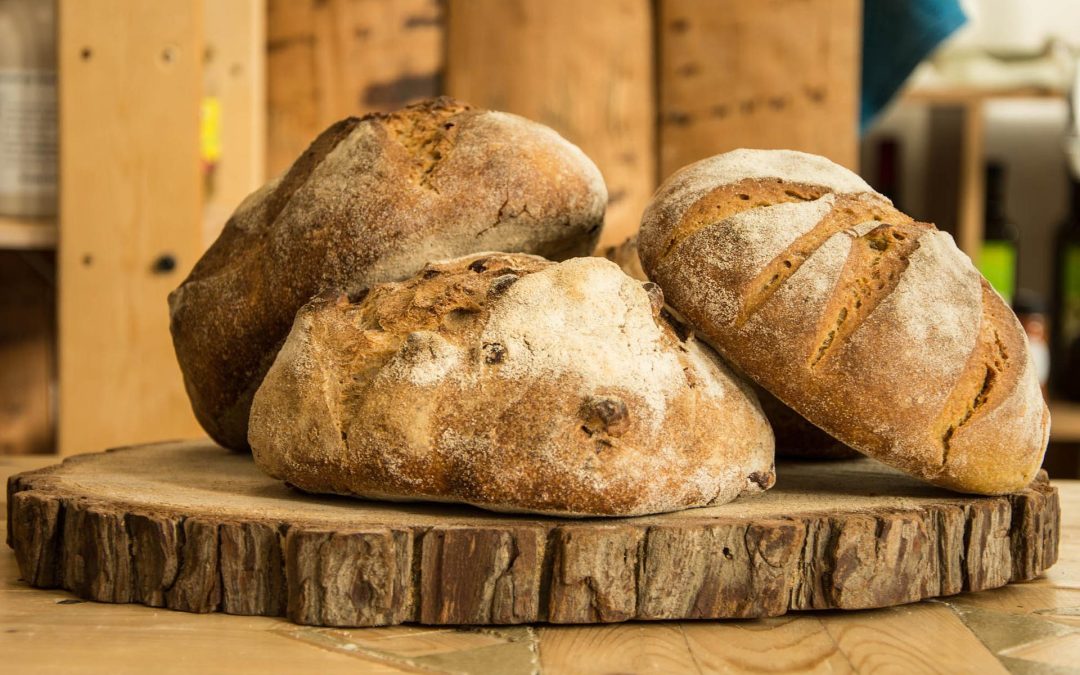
[[1013, 289, 1049, 399], [0, 0, 57, 218], [875, 137, 902, 210], [1052, 173, 1080, 401], [977, 162, 1019, 305]]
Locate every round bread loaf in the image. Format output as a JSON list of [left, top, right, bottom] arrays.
[[248, 252, 776, 517], [638, 148, 1050, 494], [602, 235, 857, 460], [170, 97, 607, 451]]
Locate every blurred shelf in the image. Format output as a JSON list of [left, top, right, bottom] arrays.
[[1051, 399, 1080, 443], [0, 215, 58, 250], [903, 85, 1064, 105]]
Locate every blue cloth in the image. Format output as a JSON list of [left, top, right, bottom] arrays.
[[861, 0, 967, 131]]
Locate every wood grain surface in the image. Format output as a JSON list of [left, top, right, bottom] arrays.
[[657, 0, 861, 179], [1, 452, 1077, 674], [57, 0, 204, 456], [5, 440, 1060, 632]]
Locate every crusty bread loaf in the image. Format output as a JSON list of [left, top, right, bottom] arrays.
[[170, 97, 607, 451], [639, 148, 1050, 494], [248, 253, 775, 517], [602, 235, 858, 460]]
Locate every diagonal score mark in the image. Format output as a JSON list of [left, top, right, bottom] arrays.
[[659, 178, 832, 262], [734, 191, 910, 328], [807, 220, 929, 368], [932, 282, 1024, 466]]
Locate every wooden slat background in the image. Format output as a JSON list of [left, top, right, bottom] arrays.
[[57, 0, 205, 455], [657, 0, 861, 178]]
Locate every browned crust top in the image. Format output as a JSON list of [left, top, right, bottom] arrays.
[[639, 150, 1049, 494]]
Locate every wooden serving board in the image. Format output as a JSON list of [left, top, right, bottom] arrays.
[[6, 440, 1060, 628]]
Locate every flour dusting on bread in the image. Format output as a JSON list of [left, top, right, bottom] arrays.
[[481, 257, 685, 424]]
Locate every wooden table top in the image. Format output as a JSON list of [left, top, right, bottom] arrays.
[[2, 454, 1078, 674]]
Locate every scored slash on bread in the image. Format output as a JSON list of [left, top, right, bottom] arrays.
[[639, 148, 1050, 495]]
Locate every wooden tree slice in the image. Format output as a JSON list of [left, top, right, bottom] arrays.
[[6, 441, 1060, 627]]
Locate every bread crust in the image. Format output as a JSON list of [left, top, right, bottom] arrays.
[[248, 253, 775, 517], [639, 149, 1050, 495], [169, 98, 607, 450]]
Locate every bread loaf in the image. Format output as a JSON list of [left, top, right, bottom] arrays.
[[170, 97, 607, 451], [248, 253, 776, 517], [603, 235, 857, 460], [639, 149, 1050, 494]]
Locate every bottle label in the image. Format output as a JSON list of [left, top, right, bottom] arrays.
[[0, 68, 58, 199], [978, 241, 1017, 304], [1062, 244, 1080, 344]]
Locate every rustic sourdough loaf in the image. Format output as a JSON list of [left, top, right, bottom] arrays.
[[170, 97, 606, 451], [638, 148, 1050, 494], [602, 235, 857, 460], [248, 252, 776, 517]]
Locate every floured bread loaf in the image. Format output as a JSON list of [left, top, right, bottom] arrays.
[[170, 97, 607, 451], [639, 148, 1050, 494], [249, 253, 775, 517], [602, 235, 857, 460]]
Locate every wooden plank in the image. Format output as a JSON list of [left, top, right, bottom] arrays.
[[0, 216, 57, 250], [681, 618, 853, 673], [445, 0, 655, 247], [57, 0, 205, 456], [202, 0, 266, 246], [266, 0, 444, 177], [820, 603, 1009, 674], [957, 101, 986, 257], [658, 0, 861, 179], [536, 624, 702, 675], [0, 252, 54, 455]]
